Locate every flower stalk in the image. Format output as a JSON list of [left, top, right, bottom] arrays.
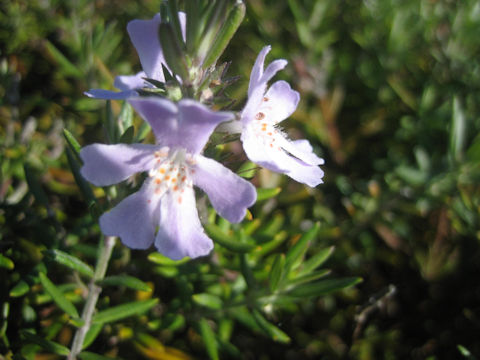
[[68, 236, 116, 360]]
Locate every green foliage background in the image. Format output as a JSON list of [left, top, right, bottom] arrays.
[[1, 0, 480, 359]]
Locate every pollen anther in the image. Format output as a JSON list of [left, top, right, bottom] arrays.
[[255, 112, 265, 120]]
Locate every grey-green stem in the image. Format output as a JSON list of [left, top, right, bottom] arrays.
[[68, 236, 116, 360]]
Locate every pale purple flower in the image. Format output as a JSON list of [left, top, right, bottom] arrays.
[[80, 98, 256, 260], [239, 46, 324, 187], [85, 13, 186, 100]]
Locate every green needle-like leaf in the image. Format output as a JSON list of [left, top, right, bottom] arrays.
[[39, 272, 79, 319], [92, 299, 158, 324], [159, 23, 189, 81], [79, 351, 122, 360], [63, 128, 82, 160], [82, 323, 103, 349], [269, 254, 285, 292], [257, 187, 282, 202], [286, 277, 363, 298], [202, 0, 246, 68], [98, 275, 152, 292], [252, 310, 291, 344], [284, 223, 320, 273], [66, 147, 97, 210], [297, 246, 335, 276], [24, 164, 50, 209], [204, 223, 256, 252], [119, 125, 135, 144], [9, 280, 29, 297], [21, 330, 70, 356], [193, 293, 223, 310], [198, 318, 220, 360], [0, 254, 14, 270], [46, 249, 94, 278]]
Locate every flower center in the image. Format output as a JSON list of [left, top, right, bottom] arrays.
[[147, 147, 195, 204]]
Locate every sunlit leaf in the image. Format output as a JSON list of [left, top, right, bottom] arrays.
[[198, 318, 219, 360], [0, 254, 14, 270], [193, 293, 223, 310], [9, 280, 29, 297]]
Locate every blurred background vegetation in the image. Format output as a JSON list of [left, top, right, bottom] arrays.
[[1, 0, 480, 359]]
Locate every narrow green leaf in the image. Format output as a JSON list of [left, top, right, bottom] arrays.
[[286, 277, 362, 298], [193, 293, 223, 310], [134, 121, 152, 142], [82, 323, 103, 349], [237, 161, 258, 179], [218, 318, 234, 342], [39, 272, 79, 318], [204, 223, 255, 253], [66, 147, 97, 209], [119, 125, 134, 144], [198, 318, 219, 360], [98, 275, 152, 292], [298, 246, 335, 276], [79, 351, 121, 360], [105, 100, 118, 144], [159, 23, 189, 80], [450, 96, 466, 162], [46, 249, 94, 278], [63, 128, 82, 161], [197, 1, 229, 63], [259, 213, 285, 237], [255, 231, 289, 257], [43, 40, 83, 78], [142, 77, 166, 91], [119, 102, 133, 132], [240, 253, 255, 288], [202, 1, 246, 68], [167, 0, 185, 49], [252, 310, 291, 344], [148, 252, 189, 266], [286, 269, 331, 288], [185, 0, 200, 55], [21, 330, 70, 356], [284, 223, 320, 273], [269, 254, 285, 292], [9, 280, 29, 297], [92, 299, 158, 324], [162, 313, 185, 332], [257, 187, 282, 202], [0, 254, 14, 270], [24, 164, 49, 209]]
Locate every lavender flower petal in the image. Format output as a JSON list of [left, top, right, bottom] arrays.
[[126, 14, 166, 81], [263, 80, 300, 123], [114, 72, 148, 91], [193, 155, 256, 223], [129, 98, 233, 154], [84, 89, 139, 100], [127, 13, 186, 81], [155, 186, 213, 260], [80, 143, 157, 186], [100, 183, 160, 249]]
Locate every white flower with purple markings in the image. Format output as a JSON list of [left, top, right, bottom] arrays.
[[239, 46, 324, 187]]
